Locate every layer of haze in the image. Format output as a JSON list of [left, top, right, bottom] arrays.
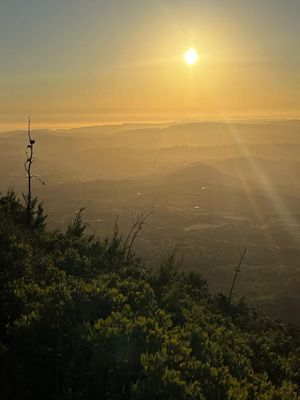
[[1, 0, 300, 129]]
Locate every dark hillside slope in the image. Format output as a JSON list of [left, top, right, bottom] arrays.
[[0, 192, 299, 400]]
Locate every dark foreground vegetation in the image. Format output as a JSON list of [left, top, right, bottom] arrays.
[[0, 191, 300, 399]]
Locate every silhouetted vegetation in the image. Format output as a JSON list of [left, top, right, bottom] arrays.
[[22, 117, 45, 227], [0, 192, 299, 399], [228, 247, 247, 304], [1, 121, 300, 324]]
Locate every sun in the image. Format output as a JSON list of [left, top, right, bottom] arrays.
[[183, 48, 199, 65]]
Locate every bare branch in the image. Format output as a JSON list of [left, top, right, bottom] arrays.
[[32, 175, 46, 185], [125, 211, 153, 259], [228, 246, 247, 304], [24, 116, 45, 225]]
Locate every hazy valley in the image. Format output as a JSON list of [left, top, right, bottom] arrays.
[[1, 120, 300, 323]]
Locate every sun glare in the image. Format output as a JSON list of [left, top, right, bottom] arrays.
[[183, 48, 199, 65]]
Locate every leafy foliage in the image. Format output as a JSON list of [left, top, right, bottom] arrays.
[[0, 192, 299, 399]]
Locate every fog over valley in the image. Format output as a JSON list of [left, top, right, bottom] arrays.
[[2, 120, 300, 323]]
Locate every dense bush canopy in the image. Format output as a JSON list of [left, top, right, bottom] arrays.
[[0, 192, 299, 399]]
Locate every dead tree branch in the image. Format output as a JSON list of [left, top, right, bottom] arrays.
[[124, 211, 153, 259], [23, 116, 45, 225], [228, 246, 247, 304]]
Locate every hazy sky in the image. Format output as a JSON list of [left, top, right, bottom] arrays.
[[1, 0, 300, 126]]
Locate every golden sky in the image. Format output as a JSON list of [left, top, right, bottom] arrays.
[[1, 0, 300, 128]]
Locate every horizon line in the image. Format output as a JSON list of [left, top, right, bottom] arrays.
[[1, 115, 300, 133]]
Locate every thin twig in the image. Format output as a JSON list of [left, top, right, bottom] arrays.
[[24, 116, 35, 224], [228, 246, 247, 304], [125, 211, 153, 259]]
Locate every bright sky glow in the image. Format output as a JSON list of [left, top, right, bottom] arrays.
[[184, 48, 199, 65], [0, 0, 300, 127]]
